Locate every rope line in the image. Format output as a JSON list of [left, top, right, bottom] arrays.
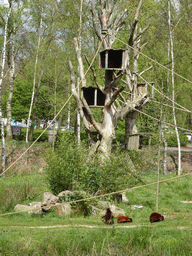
[[135, 108, 192, 133], [115, 36, 192, 86], [139, 75, 192, 114], [0, 172, 191, 217], [122, 89, 190, 113]]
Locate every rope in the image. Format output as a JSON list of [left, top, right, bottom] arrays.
[[0, 172, 191, 217], [134, 108, 192, 133], [115, 36, 192, 86], [139, 75, 192, 114]]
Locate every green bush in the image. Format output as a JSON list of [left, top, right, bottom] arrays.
[[166, 133, 188, 147], [46, 134, 140, 199], [151, 135, 159, 145], [114, 130, 125, 144], [12, 128, 48, 142]]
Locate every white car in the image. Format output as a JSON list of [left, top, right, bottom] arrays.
[[185, 133, 192, 142]]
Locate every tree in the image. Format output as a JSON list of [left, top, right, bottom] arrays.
[[168, 0, 181, 175], [69, 0, 150, 157], [0, 6, 11, 175], [6, 0, 16, 139]]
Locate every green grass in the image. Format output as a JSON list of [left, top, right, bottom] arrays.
[[0, 224, 191, 255], [0, 172, 192, 255], [0, 142, 192, 255], [0, 173, 50, 214]]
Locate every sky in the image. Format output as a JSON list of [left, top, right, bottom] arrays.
[[0, 0, 8, 6]]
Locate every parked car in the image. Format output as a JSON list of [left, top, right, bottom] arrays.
[[184, 132, 192, 142]]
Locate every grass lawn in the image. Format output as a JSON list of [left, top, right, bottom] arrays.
[[0, 141, 191, 255]]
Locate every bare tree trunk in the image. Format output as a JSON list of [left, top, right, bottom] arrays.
[[0, 8, 11, 175], [26, 8, 43, 148], [6, 16, 16, 139], [52, 57, 57, 149], [161, 116, 167, 174], [168, 1, 181, 175], [76, 0, 83, 144], [28, 68, 44, 141], [67, 100, 70, 130], [125, 111, 139, 150]]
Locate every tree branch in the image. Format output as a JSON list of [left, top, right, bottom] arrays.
[[105, 85, 126, 108], [110, 71, 124, 88], [139, 66, 153, 77], [116, 93, 148, 120], [81, 97, 102, 134], [134, 24, 150, 42], [91, 2, 102, 42], [84, 54, 104, 92], [74, 37, 86, 87], [128, 0, 143, 46], [69, 61, 90, 131]]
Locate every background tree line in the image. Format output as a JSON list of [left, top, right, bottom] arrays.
[[0, 0, 191, 142]]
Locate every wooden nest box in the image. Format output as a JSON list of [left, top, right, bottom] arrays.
[[99, 49, 127, 70], [81, 87, 105, 107], [137, 83, 148, 95]]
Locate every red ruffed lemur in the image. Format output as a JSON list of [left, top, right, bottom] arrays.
[[150, 212, 164, 223], [117, 215, 133, 223], [102, 208, 114, 224]]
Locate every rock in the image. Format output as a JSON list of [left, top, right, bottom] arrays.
[[57, 190, 73, 201], [41, 192, 59, 212], [121, 192, 129, 203], [96, 201, 125, 217], [57, 190, 87, 202], [91, 206, 100, 215], [54, 203, 72, 216], [131, 205, 143, 210], [181, 201, 192, 203], [14, 204, 41, 213], [110, 204, 125, 217], [97, 201, 111, 208], [28, 202, 41, 207]]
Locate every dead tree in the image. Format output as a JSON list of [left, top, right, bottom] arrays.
[[69, 0, 150, 157], [124, 0, 152, 150]]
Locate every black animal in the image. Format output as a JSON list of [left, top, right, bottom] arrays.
[[102, 208, 114, 224]]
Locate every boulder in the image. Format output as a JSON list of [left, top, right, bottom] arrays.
[[95, 201, 125, 217], [14, 204, 41, 213], [121, 192, 129, 203], [57, 190, 73, 201], [97, 201, 111, 209], [54, 203, 72, 216], [110, 204, 125, 217], [181, 201, 192, 203], [28, 202, 42, 207], [57, 190, 87, 202], [131, 205, 143, 210], [41, 192, 59, 212]]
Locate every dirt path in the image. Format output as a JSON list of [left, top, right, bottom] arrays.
[[5, 224, 191, 230]]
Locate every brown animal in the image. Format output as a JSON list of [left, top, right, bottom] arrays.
[[102, 208, 114, 224], [150, 212, 164, 223], [117, 215, 132, 223]]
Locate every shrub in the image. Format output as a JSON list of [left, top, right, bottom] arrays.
[[46, 135, 140, 199], [12, 128, 48, 142], [114, 130, 125, 144], [166, 133, 188, 147]]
